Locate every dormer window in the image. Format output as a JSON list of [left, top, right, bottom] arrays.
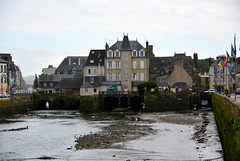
[[132, 50, 137, 57], [90, 60, 94, 63], [107, 50, 113, 57], [115, 50, 120, 57], [139, 50, 145, 57]]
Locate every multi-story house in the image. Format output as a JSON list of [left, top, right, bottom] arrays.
[[80, 49, 105, 96], [104, 35, 153, 92], [39, 56, 87, 93], [150, 53, 200, 93], [54, 56, 87, 77], [0, 53, 25, 93], [209, 56, 236, 94], [0, 58, 8, 93]]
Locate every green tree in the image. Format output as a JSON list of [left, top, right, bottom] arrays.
[[198, 59, 211, 74], [137, 81, 157, 96], [33, 74, 39, 90]]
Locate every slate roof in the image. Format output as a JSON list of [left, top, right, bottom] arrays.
[[39, 74, 74, 82], [85, 49, 105, 66], [55, 78, 83, 89], [171, 82, 189, 88], [150, 57, 173, 74], [55, 56, 87, 71], [108, 35, 146, 52], [81, 82, 94, 88], [150, 54, 199, 74], [0, 58, 7, 63]]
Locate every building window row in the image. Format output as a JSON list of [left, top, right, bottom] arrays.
[[107, 73, 121, 81], [132, 73, 145, 81], [56, 70, 82, 75], [107, 50, 121, 58], [132, 50, 146, 57], [0, 65, 7, 73], [106, 61, 121, 69], [133, 60, 145, 69]]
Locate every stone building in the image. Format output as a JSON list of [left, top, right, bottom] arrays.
[[104, 35, 153, 92], [150, 52, 200, 93]]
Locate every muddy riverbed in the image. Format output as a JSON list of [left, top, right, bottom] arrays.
[[0, 109, 223, 160]]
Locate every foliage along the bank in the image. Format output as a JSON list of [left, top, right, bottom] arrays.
[[137, 81, 157, 96]]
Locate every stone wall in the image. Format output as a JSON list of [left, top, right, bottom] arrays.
[[168, 57, 193, 87], [212, 93, 240, 161], [143, 91, 191, 112]]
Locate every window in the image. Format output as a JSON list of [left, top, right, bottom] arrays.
[[0, 65, 2, 72], [124, 65, 128, 73], [109, 73, 112, 81], [115, 50, 120, 57], [90, 77, 94, 83], [124, 53, 128, 61], [116, 61, 120, 69], [132, 50, 137, 57], [116, 73, 120, 80], [108, 51, 113, 57], [124, 77, 128, 85], [160, 70, 164, 75], [140, 50, 145, 57], [140, 61, 144, 68], [94, 88, 97, 92], [132, 73, 137, 80], [133, 61, 137, 69], [108, 61, 112, 69], [50, 83, 53, 87], [88, 69, 91, 74], [90, 60, 94, 63], [85, 88, 88, 93], [94, 69, 97, 74], [140, 73, 144, 81], [44, 83, 47, 87]]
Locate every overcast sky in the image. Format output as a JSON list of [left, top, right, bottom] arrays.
[[0, 0, 239, 77]]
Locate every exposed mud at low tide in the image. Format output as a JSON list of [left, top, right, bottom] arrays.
[[75, 120, 156, 150]]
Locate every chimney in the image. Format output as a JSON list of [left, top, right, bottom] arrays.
[[193, 53, 198, 69], [78, 58, 80, 65], [68, 57, 71, 65], [105, 42, 109, 50]]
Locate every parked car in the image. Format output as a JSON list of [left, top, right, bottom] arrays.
[[204, 89, 215, 93], [0, 92, 10, 98]]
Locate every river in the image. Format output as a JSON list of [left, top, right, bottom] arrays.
[[0, 109, 223, 161]]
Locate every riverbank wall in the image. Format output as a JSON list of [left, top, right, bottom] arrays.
[[143, 91, 192, 112], [212, 93, 240, 161], [0, 94, 33, 118]]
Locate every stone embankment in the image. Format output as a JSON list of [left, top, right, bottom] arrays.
[[212, 93, 240, 161]]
